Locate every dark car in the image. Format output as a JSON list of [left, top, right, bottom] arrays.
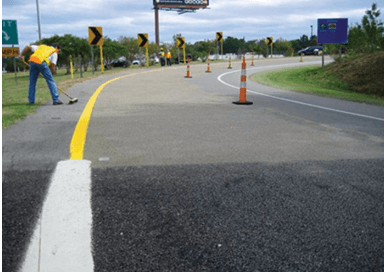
[[298, 46, 323, 56], [105, 59, 129, 69]]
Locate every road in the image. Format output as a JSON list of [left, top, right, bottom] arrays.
[[3, 56, 384, 272]]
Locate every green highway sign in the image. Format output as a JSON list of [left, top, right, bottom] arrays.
[[2, 20, 19, 45]]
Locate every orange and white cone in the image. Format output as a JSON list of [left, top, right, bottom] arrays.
[[205, 57, 211, 73], [233, 56, 253, 105], [251, 53, 255, 66], [185, 58, 192, 78], [228, 56, 232, 69]]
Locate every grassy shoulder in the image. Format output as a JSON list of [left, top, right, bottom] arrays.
[[250, 53, 384, 107], [2, 64, 154, 129]]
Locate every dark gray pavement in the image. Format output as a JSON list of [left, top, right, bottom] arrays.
[[92, 159, 384, 271]]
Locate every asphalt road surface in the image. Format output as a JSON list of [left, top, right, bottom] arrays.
[[3, 56, 384, 272]]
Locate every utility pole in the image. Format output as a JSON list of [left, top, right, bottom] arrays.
[[311, 25, 313, 44], [36, 0, 42, 40], [155, 6, 159, 45]]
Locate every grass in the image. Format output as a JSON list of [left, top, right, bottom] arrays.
[[250, 64, 384, 106], [1, 66, 135, 129]]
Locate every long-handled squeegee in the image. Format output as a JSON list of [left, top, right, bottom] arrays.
[[21, 60, 79, 104]]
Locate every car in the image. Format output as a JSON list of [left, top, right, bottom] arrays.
[[132, 60, 142, 65], [105, 59, 129, 68], [298, 46, 323, 56], [133, 56, 159, 65], [149, 55, 159, 64]]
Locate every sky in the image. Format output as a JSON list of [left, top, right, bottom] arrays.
[[2, 0, 383, 51]]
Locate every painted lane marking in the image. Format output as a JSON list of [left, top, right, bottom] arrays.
[[21, 160, 93, 272], [21, 69, 167, 271], [70, 73, 137, 160], [217, 62, 384, 122]]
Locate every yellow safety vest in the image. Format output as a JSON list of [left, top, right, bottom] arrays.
[[29, 45, 58, 65], [166, 52, 172, 59], [160, 51, 165, 58]]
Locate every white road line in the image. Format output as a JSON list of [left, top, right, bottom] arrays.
[[217, 62, 384, 122], [21, 160, 93, 272]]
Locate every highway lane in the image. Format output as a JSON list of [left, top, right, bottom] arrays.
[[85, 56, 384, 167], [86, 57, 384, 271], [3, 56, 384, 271]]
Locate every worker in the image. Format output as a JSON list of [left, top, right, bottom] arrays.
[[166, 50, 172, 66], [20, 43, 63, 105], [159, 47, 166, 67]]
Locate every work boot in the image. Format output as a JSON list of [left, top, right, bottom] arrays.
[[53, 100, 63, 105]]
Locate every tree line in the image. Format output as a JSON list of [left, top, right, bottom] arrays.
[[3, 3, 383, 73]]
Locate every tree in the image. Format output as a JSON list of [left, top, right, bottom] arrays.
[[102, 37, 126, 69], [362, 3, 384, 51], [223, 36, 247, 54], [346, 3, 384, 54], [274, 38, 294, 56], [299, 35, 310, 49], [119, 37, 139, 62]]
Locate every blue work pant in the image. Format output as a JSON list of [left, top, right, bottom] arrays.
[[28, 62, 60, 104]]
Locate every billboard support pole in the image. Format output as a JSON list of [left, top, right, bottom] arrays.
[[155, 6, 159, 45], [322, 44, 324, 68]]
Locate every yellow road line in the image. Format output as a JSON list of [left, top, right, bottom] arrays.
[[70, 77, 120, 160], [69, 71, 155, 160]]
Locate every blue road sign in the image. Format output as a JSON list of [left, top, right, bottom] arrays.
[[318, 18, 348, 44]]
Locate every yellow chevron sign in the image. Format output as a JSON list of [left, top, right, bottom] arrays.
[[176, 37, 186, 48], [216, 32, 223, 42], [137, 33, 149, 48], [88, 27, 103, 46], [266, 37, 273, 46]]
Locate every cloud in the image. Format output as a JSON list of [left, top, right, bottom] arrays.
[[2, 0, 382, 50], [210, 0, 311, 9]]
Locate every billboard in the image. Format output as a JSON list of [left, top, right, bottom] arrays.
[[318, 18, 348, 44], [154, 0, 209, 7]]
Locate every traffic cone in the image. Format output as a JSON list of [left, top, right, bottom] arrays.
[[300, 53, 303, 62], [233, 56, 253, 105], [205, 56, 212, 73], [251, 53, 255, 66], [185, 58, 192, 78], [228, 56, 232, 69]]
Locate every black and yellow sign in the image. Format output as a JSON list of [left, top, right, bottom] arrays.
[[2, 47, 19, 57], [266, 37, 273, 46], [216, 32, 223, 42], [138, 33, 149, 48], [88, 27, 103, 46], [176, 37, 186, 48]]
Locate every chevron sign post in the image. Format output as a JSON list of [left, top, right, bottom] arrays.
[[138, 33, 149, 67], [216, 32, 223, 59], [266, 37, 273, 58], [176, 37, 186, 64], [88, 27, 104, 73]]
